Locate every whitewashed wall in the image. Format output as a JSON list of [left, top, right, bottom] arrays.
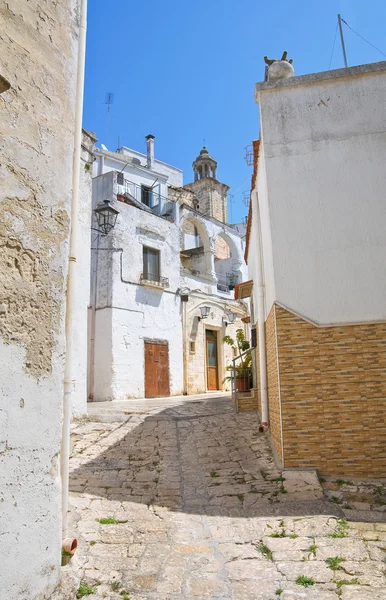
[[0, 1, 78, 598], [71, 132, 94, 415], [255, 63, 386, 324], [93, 199, 183, 400]]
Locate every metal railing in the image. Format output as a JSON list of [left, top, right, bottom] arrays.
[[140, 272, 170, 288], [117, 178, 175, 222], [229, 347, 255, 412]]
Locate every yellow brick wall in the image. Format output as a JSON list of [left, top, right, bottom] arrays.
[[266, 306, 283, 463], [274, 305, 386, 478]]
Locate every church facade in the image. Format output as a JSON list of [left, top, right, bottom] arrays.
[[88, 137, 248, 402]]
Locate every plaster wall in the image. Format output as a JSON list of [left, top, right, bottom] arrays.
[[0, 1, 78, 597], [71, 132, 94, 415], [93, 201, 183, 400], [248, 137, 276, 319], [185, 296, 243, 394], [257, 65, 386, 323]]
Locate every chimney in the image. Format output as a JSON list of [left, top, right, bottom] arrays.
[[146, 134, 155, 170]]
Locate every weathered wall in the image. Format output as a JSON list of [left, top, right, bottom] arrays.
[[184, 178, 229, 223], [256, 63, 386, 324], [0, 1, 78, 597], [275, 304, 386, 478], [93, 199, 184, 400], [72, 131, 94, 415], [185, 296, 243, 394]]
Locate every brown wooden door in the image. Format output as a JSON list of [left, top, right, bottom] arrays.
[[144, 340, 170, 398], [206, 330, 218, 390]]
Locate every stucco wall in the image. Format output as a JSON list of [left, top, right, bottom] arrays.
[[71, 131, 94, 415], [257, 65, 386, 324], [93, 200, 184, 400], [0, 1, 78, 597]]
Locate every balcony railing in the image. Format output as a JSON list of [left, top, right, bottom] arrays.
[[216, 273, 237, 294], [140, 272, 170, 288], [117, 177, 175, 222]]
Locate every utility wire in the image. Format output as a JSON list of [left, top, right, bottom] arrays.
[[341, 18, 386, 59], [328, 22, 339, 69]]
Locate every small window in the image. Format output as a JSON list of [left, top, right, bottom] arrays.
[[190, 341, 196, 354], [141, 185, 153, 207], [143, 246, 160, 280], [117, 172, 124, 185]]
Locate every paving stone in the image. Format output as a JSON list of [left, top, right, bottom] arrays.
[[69, 394, 386, 600]]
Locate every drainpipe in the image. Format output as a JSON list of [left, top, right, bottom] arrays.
[[88, 232, 99, 400], [182, 295, 188, 394], [61, 0, 87, 544], [251, 189, 268, 428]]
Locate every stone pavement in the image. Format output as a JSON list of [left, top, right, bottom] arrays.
[[67, 395, 386, 599]]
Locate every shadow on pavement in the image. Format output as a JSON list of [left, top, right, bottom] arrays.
[[70, 397, 344, 519]]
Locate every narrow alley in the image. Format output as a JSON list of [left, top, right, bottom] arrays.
[[68, 395, 386, 599]]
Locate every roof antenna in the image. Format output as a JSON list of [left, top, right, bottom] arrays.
[[338, 14, 348, 67], [104, 92, 114, 143]]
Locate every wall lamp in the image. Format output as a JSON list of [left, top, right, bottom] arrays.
[[223, 310, 237, 327], [93, 199, 119, 235], [197, 305, 210, 321]]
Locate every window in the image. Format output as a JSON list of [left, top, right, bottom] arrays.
[[190, 341, 196, 354], [143, 246, 160, 280], [141, 185, 153, 207], [117, 172, 124, 185]]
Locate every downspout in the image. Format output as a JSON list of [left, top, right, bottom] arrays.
[[61, 0, 87, 543], [88, 232, 99, 400], [182, 298, 188, 394], [251, 189, 268, 428]]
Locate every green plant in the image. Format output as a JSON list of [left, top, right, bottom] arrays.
[[255, 542, 272, 560], [96, 517, 128, 525], [296, 575, 315, 587], [307, 543, 317, 556], [89, 541, 97, 546], [223, 329, 252, 382], [111, 581, 121, 591], [326, 556, 345, 571], [318, 476, 326, 483], [77, 581, 96, 598], [61, 548, 73, 558], [210, 471, 219, 478], [331, 496, 343, 505], [329, 519, 349, 539], [237, 494, 244, 502], [336, 579, 360, 594], [276, 589, 284, 596], [120, 591, 131, 600]]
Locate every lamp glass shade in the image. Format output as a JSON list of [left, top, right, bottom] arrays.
[[227, 311, 236, 324], [199, 305, 210, 319], [95, 200, 119, 235]]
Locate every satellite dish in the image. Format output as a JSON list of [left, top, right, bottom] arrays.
[[101, 144, 108, 151]]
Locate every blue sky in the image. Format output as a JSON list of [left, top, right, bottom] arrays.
[[83, 0, 386, 224]]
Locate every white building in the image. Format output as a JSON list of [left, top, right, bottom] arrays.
[[246, 58, 386, 478], [89, 137, 248, 401]]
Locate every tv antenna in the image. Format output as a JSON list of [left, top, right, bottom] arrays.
[[104, 92, 114, 143]]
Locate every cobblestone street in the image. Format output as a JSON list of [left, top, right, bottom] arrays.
[[68, 395, 386, 599]]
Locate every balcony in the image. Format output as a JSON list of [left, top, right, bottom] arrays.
[[117, 177, 175, 222], [140, 272, 170, 289], [216, 272, 237, 294]]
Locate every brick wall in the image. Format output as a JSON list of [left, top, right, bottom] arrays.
[[274, 305, 386, 478], [266, 306, 283, 463]]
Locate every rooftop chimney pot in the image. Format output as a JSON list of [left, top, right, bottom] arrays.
[[146, 134, 155, 170]]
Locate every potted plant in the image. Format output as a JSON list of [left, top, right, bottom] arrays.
[[223, 328, 252, 392]]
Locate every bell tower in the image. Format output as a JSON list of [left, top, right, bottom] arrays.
[[184, 147, 230, 223]]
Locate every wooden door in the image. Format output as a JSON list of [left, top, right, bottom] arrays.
[[206, 330, 218, 390], [144, 340, 170, 398]]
